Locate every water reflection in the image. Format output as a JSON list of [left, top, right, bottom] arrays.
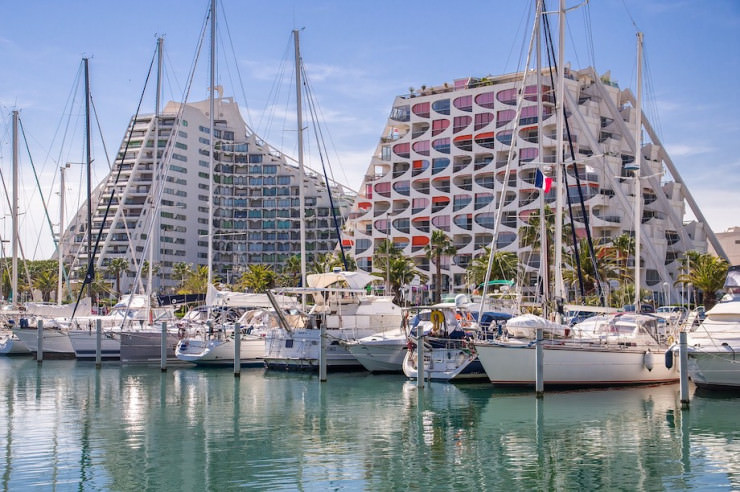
[[0, 358, 738, 490]]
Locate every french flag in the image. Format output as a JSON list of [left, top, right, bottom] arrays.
[[535, 169, 552, 193]]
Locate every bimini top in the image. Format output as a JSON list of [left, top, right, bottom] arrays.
[[306, 270, 377, 290], [724, 265, 740, 293]]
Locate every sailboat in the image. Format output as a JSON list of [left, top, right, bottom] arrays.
[[473, 3, 679, 387]]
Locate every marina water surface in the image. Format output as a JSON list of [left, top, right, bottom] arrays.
[[0, 357, 738, 490]]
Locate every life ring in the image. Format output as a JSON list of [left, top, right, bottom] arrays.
[[667, 335, 675, 346]]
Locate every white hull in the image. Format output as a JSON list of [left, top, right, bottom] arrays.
[[344, 335, 408, 373], [68, 329, 121, 360], [402, 342, 485, 382], [176, 335, 266, 366], [12, 328, 75, 358], [475, 340, 679, 386], [264, 328, 377, 371], [687, 350, 740, 390], [0, 331, 30, 355]]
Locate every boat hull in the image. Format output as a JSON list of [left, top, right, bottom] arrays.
[[68, 329, 121, 360], [345, 338, 407, 373], [120, 331, 181, 364], [687, 350, 740, 390], [176, 335, 266, 367], [12, 328, 75, 359], [475, 341, 679, 387], [402, 341, 486, 382], [0, 331, 30, 355], [264, 328, 375, 372]]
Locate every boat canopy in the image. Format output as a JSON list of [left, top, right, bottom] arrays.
[[307, 270, 377, 290]]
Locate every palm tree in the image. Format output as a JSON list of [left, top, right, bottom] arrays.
[[424, 230, 457, 303], [562, 238, 619, 304], [106, 257, 130, 299], [676, 252, 728, 309], [237, 264, 276, 293], [610, 232, 634, 287], [172, 262, 192, 292], [179, 265, 209, 295], [375, 239, 400, 291], [279, 255, 302, 287], [32, 270, 57, 302], [467, 247, 518, 288]]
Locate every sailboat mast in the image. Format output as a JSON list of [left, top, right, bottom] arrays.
[[11, 110, 18, 305], [148, 37, 163, 301], [535, 0, 549, 318], [84, 58, 93, 288], [207, 0, 216, 286], [57, 163, 69, 305], [633, 32, 643, 309], [553, 0, 565, 317], [294, 29, 307, 288]]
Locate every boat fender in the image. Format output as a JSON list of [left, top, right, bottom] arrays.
[[643, 349, 654, 372], [456, 352, 466, 366], [664, 349, 674, 369]]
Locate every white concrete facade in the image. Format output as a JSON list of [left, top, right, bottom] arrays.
[[343, 67, 712, 303], [63, 94, 354, 295]]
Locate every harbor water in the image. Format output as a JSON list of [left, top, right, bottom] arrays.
[[0, 357, 738, 490]]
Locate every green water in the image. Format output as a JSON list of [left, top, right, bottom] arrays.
[[0, 357, 738, 490]]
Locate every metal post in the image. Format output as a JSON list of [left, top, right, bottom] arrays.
[[416, 332, 425, 389], [319, 317, 327, 382], [535, 327, 544, 398], [160, 321, 168, 372], [95, 319, 102, 368], [233, 323, 241, 377], [679, 331, 689, 408], [36, 319, 43, 363]]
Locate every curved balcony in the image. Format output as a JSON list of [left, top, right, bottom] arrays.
[[453, 175, 473, 192], [474, 132, 496, 150], [431, 158, 450, 175], [453, 95, 473, 112], [453, 234, 472, 250], [412, 159, 430, 177], [474, 112, 494, 131], [431, 176, 451, 194], [391, 199, 410, 215], [431, 215, 451, 232], [411, 178, 430, 195], [392, 161, 410, 179], [453, 115, 472, 134], [411, 102, 429, 118], [475, 91, 496, 109], [431, 119, 450, 136], [474, 212, 496, 230], [431, 196, 450, 214], [453, 155, 472, 172], [412, 217, 430, 233], [411, 122, 429, 139]]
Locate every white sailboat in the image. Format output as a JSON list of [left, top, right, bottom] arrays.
[[175, 291, 298, 367], [474, 3, 679, 387], [682, 265, 740, 390], [401, 299, 489, 381]]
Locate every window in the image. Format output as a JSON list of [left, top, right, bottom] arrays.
[[432, 99, 450, 115], [475, 92, 495, 109], [432, 119, 450, 136], [474, 112, 494, 130], [453, 95, 472, 112], [453, 116, 472, 133]]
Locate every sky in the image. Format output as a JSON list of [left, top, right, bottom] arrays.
[[1, 0, 739, 261]]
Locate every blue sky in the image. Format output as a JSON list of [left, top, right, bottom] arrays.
[[1, 0, 739, 260]]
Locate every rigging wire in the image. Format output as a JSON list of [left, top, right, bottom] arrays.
[[301, 62, 348, 269], [543, 7, 605, 305]]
